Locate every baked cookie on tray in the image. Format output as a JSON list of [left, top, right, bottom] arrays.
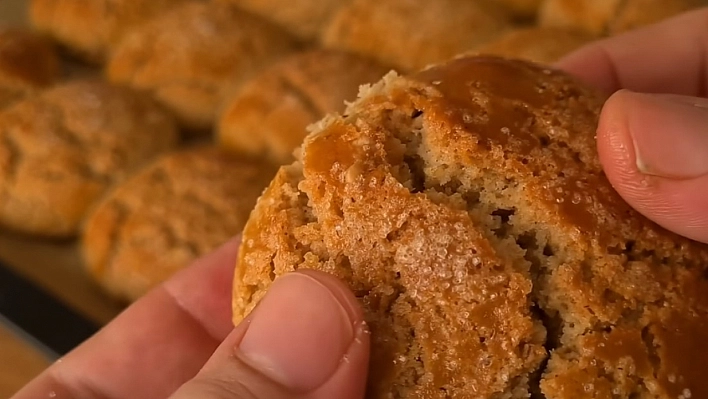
[[232, 56, 708, 399], [217, 49, 389, 165], [29, 0, 188, 63], [107, 1, 297, 132], [219, 0, 348, 41], [82, 146, 276, 302], [321, 0, 510, 71], [0, 80, 178, 237], [539, 0, 707, 36]]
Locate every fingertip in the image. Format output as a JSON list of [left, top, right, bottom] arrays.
[[597, 90, 708, 243]]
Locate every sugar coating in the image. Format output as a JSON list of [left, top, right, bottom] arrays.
[[233, 56, 708, 398]]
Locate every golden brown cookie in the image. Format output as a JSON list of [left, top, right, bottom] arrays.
[[0, 80, 178, 237], [471, 27, 594, 64], [220, 0, 348, 41], [82, 146, 276, 302], [217, 50, 389, 165], [539, 0, 706, 36], [321, 0, 510, 71], [107, 1, 298, 132], [0, 28, 60, 109], [233, 56, 708, 398], [29, 0, 188, 63]]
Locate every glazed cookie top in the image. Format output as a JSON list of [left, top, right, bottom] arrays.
[[0, 80, 178, 237], [83, 146, 276, 302], [217, 49, 389, 164], [107, 1, 298, 130], [0, 28, 60, 109], [30, 0, 189, 62], [234, 56, 708, 398], [321, 0, 510, 71]]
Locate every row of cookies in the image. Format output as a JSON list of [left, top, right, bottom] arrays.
[[2, 0, 705, 304]]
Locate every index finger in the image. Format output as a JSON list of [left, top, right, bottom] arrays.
[[555, 8, 708, 96]]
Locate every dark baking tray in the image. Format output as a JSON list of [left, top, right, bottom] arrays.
[[0, 260, 99, 360]]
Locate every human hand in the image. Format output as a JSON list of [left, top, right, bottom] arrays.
[[11, 237, 370, 399], [556, 8, 708, 243]]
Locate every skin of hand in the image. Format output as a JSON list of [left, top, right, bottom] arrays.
[[556, 7, 708, 244], [11, 237, 371, 399], [11, 7, 708, 399]]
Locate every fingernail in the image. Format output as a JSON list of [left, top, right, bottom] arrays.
[[236, 272, 359, 392], [626, 91, 708, 179]]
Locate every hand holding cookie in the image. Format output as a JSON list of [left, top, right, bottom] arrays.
[[11, 7, 708, 399], [557, 8, 708, 243]]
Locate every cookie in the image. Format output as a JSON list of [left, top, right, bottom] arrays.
[[610, 0, 708, 34], [107, 1, 298, 132], [0, 80, 178, 237], [220, 0, 347, 41], [82, 146, 276, 302], [321, 0, 510, 71], [471, 27, 594, 64], [539, 0, 706, 36], [0, 28, 60, 109], [233, 56, 708, 398], [29, 0, 188, 63], [217, 49, 389, 164]]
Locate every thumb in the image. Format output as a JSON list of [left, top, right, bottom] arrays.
[[170, 270, 370, 399], [597, 89, 708, 243]]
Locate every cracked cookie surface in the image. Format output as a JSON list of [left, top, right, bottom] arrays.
[[217, 49, 389, 165], [83, 146, 276, 302], [107, 1, 298, 132], [233, 56, 708, 398], [0, 80, 178, 237]]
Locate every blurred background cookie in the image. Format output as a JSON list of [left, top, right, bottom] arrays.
[[107, 1, 298, 132], [470, 26, 594, 64], [0, 28, 59, 109], [539, 0, 706, 36], [220, 0, 348, 41], [321, 0, 510, 71], [82, 146, 276, 302], [29, 0, 189, 63], [0, 80, 178, 237], [217, 49, 389, 165], [609, 0, 708, 33]]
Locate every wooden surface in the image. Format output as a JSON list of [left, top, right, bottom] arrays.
[[0, 325, 50, 398]]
